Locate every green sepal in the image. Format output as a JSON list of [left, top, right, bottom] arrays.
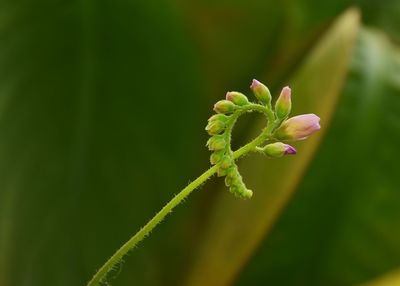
[[206, 135, 226, 151], [219, 156, 232, 169], [226, 91, 249, 106], [205, 120, 226, 135], [213, 100, 236, 114], [217, 168, 228, 177], [210, 150, 225, 165], [208, 114, 230, 123]]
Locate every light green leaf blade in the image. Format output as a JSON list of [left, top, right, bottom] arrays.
[[236, 28, 400, 286], [184, 8, 360, 286], [360, 269, 400, 286]]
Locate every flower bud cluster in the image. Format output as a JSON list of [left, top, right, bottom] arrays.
[[205, 79, 320, 200], [271, 85, 320, 140], [206, 106, 233, 171], [224, 166, 253, 199], [206, 91, 253, 199], [248, 80, 320, 141]]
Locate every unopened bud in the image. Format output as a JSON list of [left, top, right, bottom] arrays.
[[213, 100, 236, 114], [206, 136, 226, 151], [210, 150, 225, 165], [231, 185, 253, 199], [275, 86, 292, 119], [274, 114, 320, 141], [224, 168, 235, 186], [219, 156, 232, 169], [208, 114, 229, 124], [226, 91, 249, 106], [262, 142, 296, 158], [225, 168, 253, 199], [217, 168, 227, 177], [205, 120, 225, 135], [250, 79, 271, 106], [239, 188, 253, 199]]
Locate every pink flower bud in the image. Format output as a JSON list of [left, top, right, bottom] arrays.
[[284, 145, 297, 154], [275, 86, 292, 119], [225, 91, 249, 106], [274, 114, 320, 141], [250, 79, 272, 105], [261, 142, 297, 158], [213, 100, 236, 114]]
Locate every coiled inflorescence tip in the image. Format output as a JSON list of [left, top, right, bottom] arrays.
[[205, 79, 320, 199], [87, 79, 322, 286]]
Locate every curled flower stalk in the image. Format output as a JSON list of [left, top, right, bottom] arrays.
[[87, 80, 320, 286]]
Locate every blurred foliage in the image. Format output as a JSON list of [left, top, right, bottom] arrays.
[[0, 1, 207, 285], [0, 1, 399, 286], [360, 269, 400, 286], [235, 27, 400, 286]]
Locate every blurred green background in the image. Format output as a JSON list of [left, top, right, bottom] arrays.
[[0, 1, 399, 286]]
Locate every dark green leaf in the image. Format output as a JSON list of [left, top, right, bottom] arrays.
[[0, 1, 207, 285]]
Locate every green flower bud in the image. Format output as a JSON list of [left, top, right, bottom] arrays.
[[217, 168, 227, 177], [206, 136, 226, 151], [210, 150, 224, 165], [229, 185, 253, 199], [250, 79, 272, 106], [224, 168, 236, 186], [225, 91, 249, 106], [238, 188, 253, 199], [229, 185, 237, 194], [275, 86, 292, 119], [213, 100, 236, 114], [261, 142, 297, 158], [208, 114, 230, 124], [224, 167, 253, 199], [205, 120, 226, 135], [219, 156, 232, 169]]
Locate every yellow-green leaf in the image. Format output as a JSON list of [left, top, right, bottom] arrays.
[[360, 270, 400, 286], [184, 8, 360, 286]]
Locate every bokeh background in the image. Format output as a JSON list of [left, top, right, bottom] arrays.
[[0, 1, 399, 286]]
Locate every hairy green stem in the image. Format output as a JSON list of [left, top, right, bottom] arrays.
[[87, 106, 278, 286], [87, 164, 219, 286]]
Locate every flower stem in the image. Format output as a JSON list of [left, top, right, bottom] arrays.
[[86, 165, 218, 286], [87, 111, 278, 286]]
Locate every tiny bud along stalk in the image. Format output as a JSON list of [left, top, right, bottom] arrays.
[[87, 79, 321, 286], [213, 100, 237, 114], [226, 91, 249, 106]]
